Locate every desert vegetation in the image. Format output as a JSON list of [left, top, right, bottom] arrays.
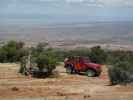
[[29, 43, 58, 77], [0, 41, 133, 85], [0, 40, 28, 63], [107, 51, 133, 85]]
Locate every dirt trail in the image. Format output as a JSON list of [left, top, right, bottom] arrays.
[[0, 63, 133, 100]]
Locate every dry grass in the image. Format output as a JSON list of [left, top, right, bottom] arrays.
[[0, 63, 133, 100]]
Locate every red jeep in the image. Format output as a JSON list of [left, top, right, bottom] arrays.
[[64, 56, 102, 77]]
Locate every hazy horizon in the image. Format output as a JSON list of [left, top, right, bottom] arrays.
[[0, 0, 133, 47]]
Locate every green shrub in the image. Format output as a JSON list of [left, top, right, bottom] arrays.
[[89, 46, 107, 64], [0, 41, 27, 63], [0, 48, 7, 62], [66, 48, 90, 57], [34, 53, 56, 71], [109, 51, 133, 85], [107, 50, 133, 64], [30, 44, 58, 77]]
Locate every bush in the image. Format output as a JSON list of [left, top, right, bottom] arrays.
[[36, 42, 49, 53], [0, 48, 7, 62], [89, 46, 107, 64], [108, 51, 133, 85], [34, 53, 57, 71], [29, 44, 58, 77], [67, 48, 90, 57], [0, 41, 27, 63], [107, 50, 133, 64]]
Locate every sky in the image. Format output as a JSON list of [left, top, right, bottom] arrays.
[[0, 0, 133, 24]]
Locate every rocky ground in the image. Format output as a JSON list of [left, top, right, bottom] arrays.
[[0, 63, 133, 100]]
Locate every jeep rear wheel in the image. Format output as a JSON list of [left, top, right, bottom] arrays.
[[86, 69, 96, 77]]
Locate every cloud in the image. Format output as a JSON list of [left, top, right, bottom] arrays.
[[65, 0, 133, 7], [66, 0, 83, 3], [97, 0, 133, 7], [1, 0, 133, 10]]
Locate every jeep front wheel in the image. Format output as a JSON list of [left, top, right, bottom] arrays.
[[86, 69, 96, 77]]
